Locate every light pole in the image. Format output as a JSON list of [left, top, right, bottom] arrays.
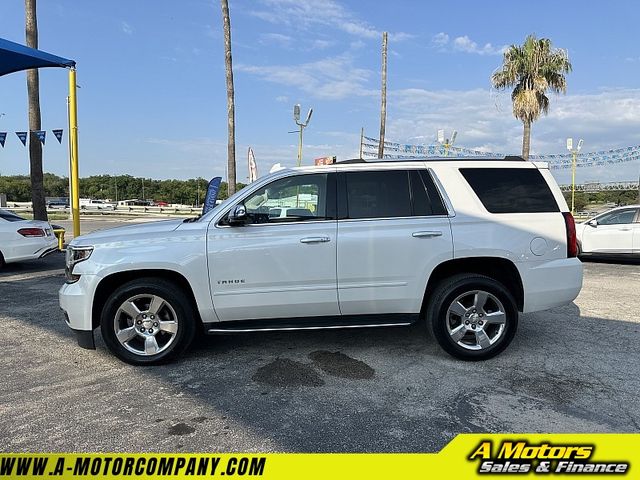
[[566, 137, 584, 214], [292, 104, 312, 166], [437, 129, 457, 156]]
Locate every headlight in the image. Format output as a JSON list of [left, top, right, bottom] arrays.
[[65, 246, 94, 283]]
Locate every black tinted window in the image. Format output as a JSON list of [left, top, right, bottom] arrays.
[[346, 170, 411, 219], [0, 210, 24, 222], [460, 168, 559, 213], [410, 170, 448, 216]]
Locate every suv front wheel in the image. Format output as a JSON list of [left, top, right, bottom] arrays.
[[100, 278, 196, 365], [428, 274, 518, 360]]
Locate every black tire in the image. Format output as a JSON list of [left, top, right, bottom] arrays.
[[0, 251, 5, 269], [100, 277, 196, 365], [427, 274, 518, 361]]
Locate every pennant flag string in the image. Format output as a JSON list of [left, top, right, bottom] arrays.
[[0, 129, 63, 147], [362, 133, 640, 170]]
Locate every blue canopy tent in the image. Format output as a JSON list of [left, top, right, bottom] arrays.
[[0, 37, 75, 74], [0, 37, 80, 236]]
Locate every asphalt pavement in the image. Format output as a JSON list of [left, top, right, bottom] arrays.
[[0, 220, 639, 452]]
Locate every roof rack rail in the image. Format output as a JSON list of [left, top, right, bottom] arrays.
[[335, 155, 525, 164]]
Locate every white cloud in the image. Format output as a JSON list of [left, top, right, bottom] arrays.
[[431, 32, 507, 56], [250, 0, 412, 42], [259, 33, 294, 48], [311, 39, 333, 50], [432, 32, 449, 47], [453, 35, 506, 55], [275, 95, 289, 102], [121, 21, 133, 35], [236, 54, 376, 100], [384, 87, 640, 182]]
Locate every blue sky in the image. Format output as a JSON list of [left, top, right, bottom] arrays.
[[1, 0, 640, 184]]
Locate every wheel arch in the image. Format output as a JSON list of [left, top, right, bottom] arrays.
[[91, 269, 202, 330], [422, 257, 524, 314]]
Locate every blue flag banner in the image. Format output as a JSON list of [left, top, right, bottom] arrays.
[[52, 129, 63, 144], [34, 130, 46, 145], [16, 131, 27, 146], [0, 132, 6, 148], [202, 177, 222, 215]]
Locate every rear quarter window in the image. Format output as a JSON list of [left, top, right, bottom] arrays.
[[460, 168, 559, 213]]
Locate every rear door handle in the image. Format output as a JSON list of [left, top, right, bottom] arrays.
[[619, 228, 632, 231], [412, 231, 443, 238], [300, 236, 331, 244]]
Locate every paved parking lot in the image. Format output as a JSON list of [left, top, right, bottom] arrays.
[[1, 220, 639, 452]]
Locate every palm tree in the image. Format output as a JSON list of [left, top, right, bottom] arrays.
[[220, 0, 236, 195], [25, 0, 47, 221], [492, 34, 571, 160]]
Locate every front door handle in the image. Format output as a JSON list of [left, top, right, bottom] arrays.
[[412, 231, 443, 238], [619, 228, 632, 231], [300, 236, 331, 244]]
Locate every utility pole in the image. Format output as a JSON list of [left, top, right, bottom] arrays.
[[377, 32, 388, 159], [566, 137, 584, 214], [359, 127, 364, 159], [141, 178, 145, 201], [292, 104, 313, 166]]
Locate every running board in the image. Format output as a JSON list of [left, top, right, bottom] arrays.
[[205, 314, 418, 335]]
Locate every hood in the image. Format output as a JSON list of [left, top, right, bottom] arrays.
[[70, 219, 185, 246]]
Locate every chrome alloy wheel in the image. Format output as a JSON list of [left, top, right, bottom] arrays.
[[113, 294, 179, 356], [445, 290, 507, 351]]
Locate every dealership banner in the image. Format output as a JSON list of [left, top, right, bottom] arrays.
[[0, 434, 637, 479]]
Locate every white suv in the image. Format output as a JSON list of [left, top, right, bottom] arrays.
[[59, 158, 583, 365]]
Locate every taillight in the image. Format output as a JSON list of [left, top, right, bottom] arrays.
[[17, 227, 46, 237], [563, 212, 578, 258]]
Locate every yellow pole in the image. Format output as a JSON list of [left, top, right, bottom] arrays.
[[571, 150, 577, 214], [68, 68, 80, 237]]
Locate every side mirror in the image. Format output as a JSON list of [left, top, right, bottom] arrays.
[[228, 204, 247, 225], [587, 219, 597, 228]]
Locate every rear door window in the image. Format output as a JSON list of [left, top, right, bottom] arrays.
[[345, 170, 411, 219], [341, 170, 447, 219], [460, 168, 559, 213]]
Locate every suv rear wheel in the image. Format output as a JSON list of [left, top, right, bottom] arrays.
[[100, 278, 196, 365], [427, 274, 518, 360]]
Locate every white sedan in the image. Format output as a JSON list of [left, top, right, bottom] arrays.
[[576, 205, 640, 256], [0, 209, 59, 268]]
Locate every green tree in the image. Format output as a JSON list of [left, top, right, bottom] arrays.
[[492, 34, 571, 159]]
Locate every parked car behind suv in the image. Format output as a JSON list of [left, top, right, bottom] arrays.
[[576, 205, 640, 257], [59, 157, 583, 364]]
